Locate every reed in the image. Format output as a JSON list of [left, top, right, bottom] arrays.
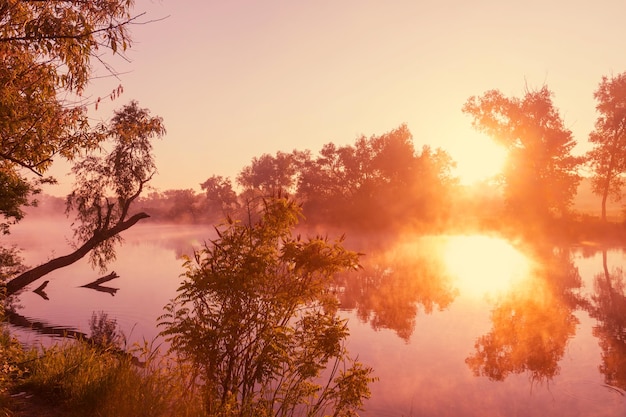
[[15, 339, 204, 417]]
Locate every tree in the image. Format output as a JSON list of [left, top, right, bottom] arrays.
[[586, 72, 626, 222], [5, 101, 165, 296], [0, 0, 142, 231], [237, 151, 302, 196], [162, 189, 201, 223], [296, 125, 457, 229], [463, 86, 582, 223], [159, 197, 374, 417], [200, 175, 239, 220]]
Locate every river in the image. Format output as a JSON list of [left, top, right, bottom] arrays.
[[5, 219, 626, 416]]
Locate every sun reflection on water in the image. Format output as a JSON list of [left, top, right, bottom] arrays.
[[442, 235, 532, 298]]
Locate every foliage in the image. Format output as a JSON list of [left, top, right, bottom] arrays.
[[200, 175, 240, 222], [0, 326, 36, 407], [296, 125, 457, 229], [237, 151, 303, 196], [4, 101, 164, 297], [159, 196, 375, 416], [463, 86, 582, 222], [0, 246, 25, 285], [66, 100, 165, 270], [0, 0, 139, 231], [120, 125, 459, 232], [16, 339, 200, 417], [89, 311, 122, 349], [586, 72, 626, 222]]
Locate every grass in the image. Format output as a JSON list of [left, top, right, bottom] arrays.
[[0, 318, 204, 417]]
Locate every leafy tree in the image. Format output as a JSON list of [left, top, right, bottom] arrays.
[[162, 189, 201, 223], [0, 0, 141, 230], [297, 128, 415, 227], [159, 197, 375, 417], [5, 101, 165, 296], [201, 175, 240, 219], [407, 145, 458, 228], [237, 151, 302, 196], [463, 86, 582, 223], [296, 142, 354, 223], [297, 125, 457, 229], [586, 72, 626, 222]]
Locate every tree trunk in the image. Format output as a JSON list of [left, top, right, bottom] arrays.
[[5, 212, 149, 296], [601, 190, 608, 223]]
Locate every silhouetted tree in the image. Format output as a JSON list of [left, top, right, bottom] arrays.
[[463, 86, 582, 225], [586, 72, 626, 222], [407, 145, 458, 228], [296, 125, 457, 229], [296, 142, 354, 224], [237, 151, 302, 196], [5, 102, 165, 296], [200, 175, 239, 219], [162, 189, 201, 223]]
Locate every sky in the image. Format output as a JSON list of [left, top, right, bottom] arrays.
[[48, 0, 626, 195]]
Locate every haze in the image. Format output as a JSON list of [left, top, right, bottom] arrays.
[[46, 0, 626, 195]]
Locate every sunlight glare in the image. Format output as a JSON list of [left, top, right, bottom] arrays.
[[452, 131, 507, 185], [442, 235, 531, 298]]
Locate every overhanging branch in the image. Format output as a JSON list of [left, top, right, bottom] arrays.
[[5, 212, 149, 296]]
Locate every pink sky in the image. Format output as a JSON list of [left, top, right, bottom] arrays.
[[48, 0, 626, 195]]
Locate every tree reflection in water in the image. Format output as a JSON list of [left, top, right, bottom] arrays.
[[465, 246, 583, 383], [588, 250, 626, 391], [335, 237, 458, 341]]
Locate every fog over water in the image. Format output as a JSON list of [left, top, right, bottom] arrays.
[[5, 216, 626, 416]]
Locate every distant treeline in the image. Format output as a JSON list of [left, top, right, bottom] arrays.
[[135, 124, 504, 232], [31, 119, 625, 242], [33, 122, 616, 237]]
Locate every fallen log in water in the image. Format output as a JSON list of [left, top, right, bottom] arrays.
[[81, 271, 120, 287], [79, 272, 120, 296]]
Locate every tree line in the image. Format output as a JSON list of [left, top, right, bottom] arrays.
[[135, 125, 458, 232], [138, 76, 626, 238]]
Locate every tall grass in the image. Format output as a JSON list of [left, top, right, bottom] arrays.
[[0, 311, 204, 417], [16, 339, 204, 417], [0, 324, 37, 415]]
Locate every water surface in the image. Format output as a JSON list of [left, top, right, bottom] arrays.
[[6, 221, 626, 416]]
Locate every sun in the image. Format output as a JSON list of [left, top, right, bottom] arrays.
[[451, 132, 507, 185]]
